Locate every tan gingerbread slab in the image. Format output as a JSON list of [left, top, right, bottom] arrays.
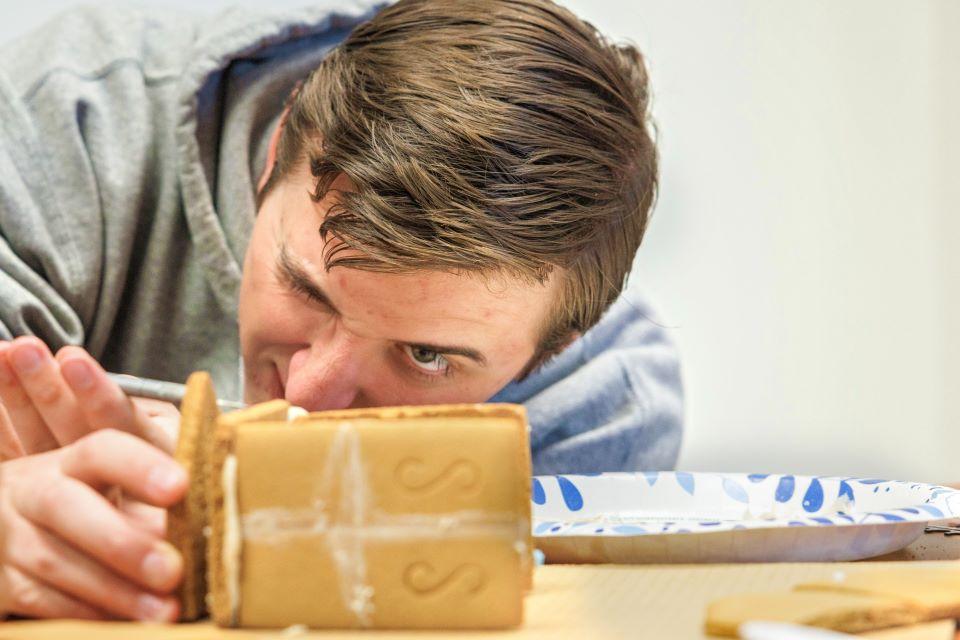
[[796, 566, 960, 619], [706, 591, 924, 637], [208, 410, 532, 629]]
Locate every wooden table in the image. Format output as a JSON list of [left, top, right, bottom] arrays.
[[1, 562, 956, 640], [1, 523, 957, 639], [1, 530, 957, 640]]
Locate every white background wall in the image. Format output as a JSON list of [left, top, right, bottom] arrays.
[[2, 2, 957, 481]]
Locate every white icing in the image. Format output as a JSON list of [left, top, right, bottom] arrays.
[[281, 624, 308, 636], [239, 509, 522, 542], [324, 422, 375, 626], [287, 406, 308, 421], [222, 454, 241, 626], [242, 503, 328, 542]]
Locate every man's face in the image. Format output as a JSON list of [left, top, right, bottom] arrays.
[[238, 163, 560, 410]]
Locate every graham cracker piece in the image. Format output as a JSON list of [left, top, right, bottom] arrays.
[[705, 591, 925, 637], [206, 398, 289, 626], [165, 372, 220, 621], [796, 566, 960, 620], [216, 399, 290, 427]]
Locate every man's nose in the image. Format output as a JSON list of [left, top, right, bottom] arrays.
[[283, 333, 364, 411]]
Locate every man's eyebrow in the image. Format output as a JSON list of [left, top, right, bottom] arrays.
[[407, 342, 488, 367], [276, 243, 340, 314]]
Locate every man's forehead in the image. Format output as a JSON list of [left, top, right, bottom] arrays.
[[279, 238, 531, 322]]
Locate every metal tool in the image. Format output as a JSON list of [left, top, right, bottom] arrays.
[[740, 622, 856, 639], [107, 373, 246, 412], [924, 524, 960, 536]]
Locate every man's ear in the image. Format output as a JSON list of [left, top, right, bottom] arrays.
[[257, 80, 303, 196], [257, 105, 289, 194]]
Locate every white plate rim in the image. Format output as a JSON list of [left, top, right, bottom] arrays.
[[531, 471, 960, 538]]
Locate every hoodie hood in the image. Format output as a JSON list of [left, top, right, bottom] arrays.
[[175, 1, 384, 316]]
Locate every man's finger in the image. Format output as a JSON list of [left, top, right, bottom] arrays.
[[58, 348, 178, 453], [8, 521, 178, 621], [129, 398, 179, 454], [0, 400, 26, 461], [11, 469, 184, 594], [0, 342, 58, 454], [57, 347, 140, 434], [118, 499, 167, 537], [6, 337, 87, 446], [58, 429, 187, 506], [0, 565, 107, 620]]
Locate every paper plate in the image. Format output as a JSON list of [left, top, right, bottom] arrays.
[[531, 472, 960, 563]]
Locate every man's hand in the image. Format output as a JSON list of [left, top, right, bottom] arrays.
[[0, 337, 178, 459], [0, 429, 186, 620]]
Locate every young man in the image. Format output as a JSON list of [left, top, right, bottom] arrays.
[[0, 0, 682, 622]]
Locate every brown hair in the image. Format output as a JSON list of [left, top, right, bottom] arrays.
[[262, 0, 657, 366]]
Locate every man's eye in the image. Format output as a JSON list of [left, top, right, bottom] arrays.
[[404, 345, 450, 374]]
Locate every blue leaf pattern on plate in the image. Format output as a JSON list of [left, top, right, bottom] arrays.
[[838, 480, 854, 503], [612, 525, 647, 535], [676, 471, 695, 495], [532, 478, 546, 505], [643, 471, 659, 486], [722, 478, 749, 503], [534, 521, 558, 535], [802, 478, 824, 512], [775, 475, 796, 503], [748, 474, 769, 483], [918, 505, 944, 518], [556, 476, 584, 511], [871, 512, 905, 522]]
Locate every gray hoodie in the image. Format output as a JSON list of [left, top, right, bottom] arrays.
[[0, 1, 683, 474]]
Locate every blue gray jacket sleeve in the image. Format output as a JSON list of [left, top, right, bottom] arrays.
[[490, 286, 684, 475]]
